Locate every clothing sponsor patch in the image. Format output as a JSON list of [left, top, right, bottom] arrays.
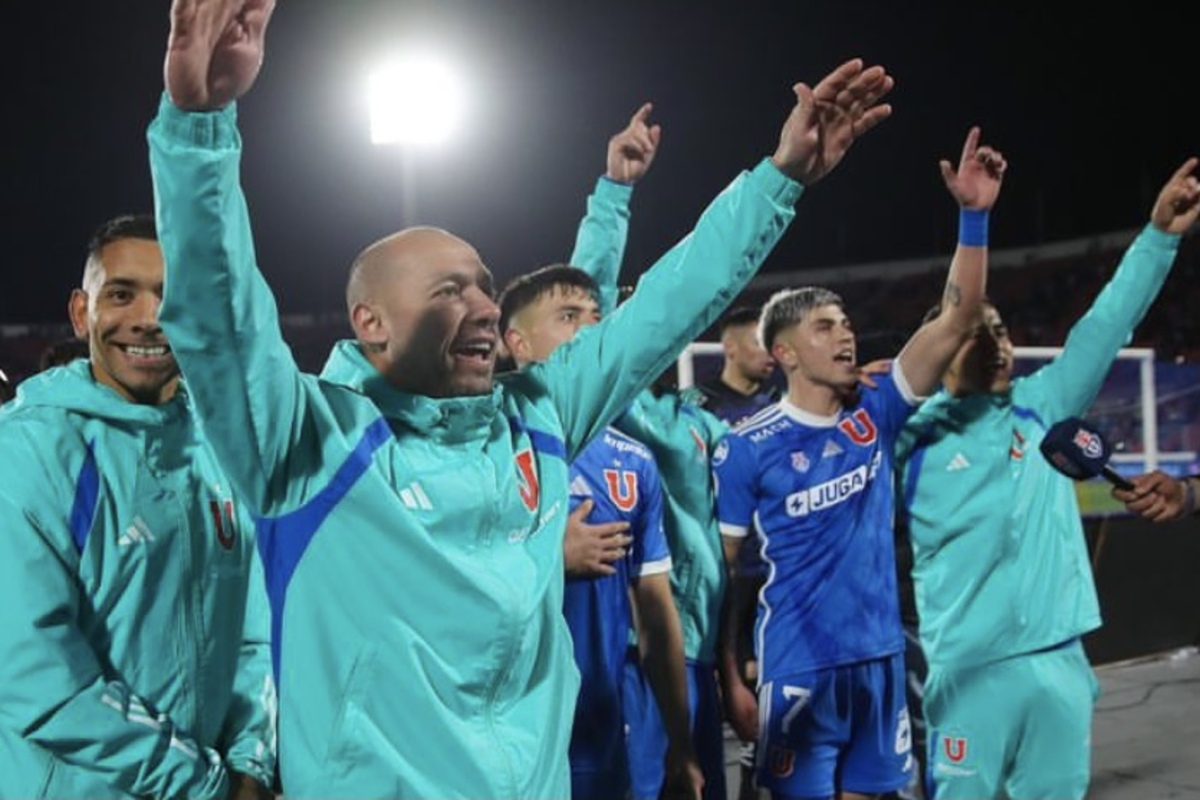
[[821, 439, 843, 458], [398, 482, 433, 511], [946, 452, 971, 471], [785, 451, 881, 517], [118, 515, 156, 547]]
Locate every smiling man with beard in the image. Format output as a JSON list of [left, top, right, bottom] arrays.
[[0, 214, 276, 799]]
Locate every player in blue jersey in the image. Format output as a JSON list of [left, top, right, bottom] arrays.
[[715, 126, 1007, 800], [500, 265, 703, 800], [896, 158, 1200, 799]]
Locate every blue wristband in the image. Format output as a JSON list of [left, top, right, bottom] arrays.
[[958, 208, 989, 247]]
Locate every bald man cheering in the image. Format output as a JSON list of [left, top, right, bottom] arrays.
[[148, 0, 894, 796]]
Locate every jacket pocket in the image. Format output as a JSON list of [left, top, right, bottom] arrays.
[[321, 644, 379, 770]]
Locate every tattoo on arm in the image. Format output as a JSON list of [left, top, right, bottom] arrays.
[[943, 282, 962, 308]]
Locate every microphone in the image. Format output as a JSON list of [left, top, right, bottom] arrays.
[[1038, 417, 1134, 491]]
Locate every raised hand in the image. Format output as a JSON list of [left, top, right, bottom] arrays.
[[606, 102, 662, 185], [771, 58, 894, 186], [1151, 157, 1200, 235], [563, 499, 633, 578], [940, 126, 1007, 210], [855, 358, 892, 390], [165, 0, 276, 110]]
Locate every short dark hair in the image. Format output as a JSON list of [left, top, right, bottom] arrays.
[[758, 286, 844, 351], [83, 214, 158, 288], [498, 264, 599, 333], [0, 367, 13, 403], [87, 214, 157, 262], [718, 306, 761, 336]]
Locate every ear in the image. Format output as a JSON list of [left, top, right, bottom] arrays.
[[68, 289, 90, 339], [771, 339, 796, 369], [350, 302, 387, 347], [503, 326, 531, 363]]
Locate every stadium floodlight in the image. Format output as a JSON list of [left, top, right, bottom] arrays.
[[368, 53, 465, 146]]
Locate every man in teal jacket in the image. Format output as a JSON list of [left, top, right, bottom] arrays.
[[896, 157, 1200, 799], [0, 214, 276, 799], [150, 1, 893, 796]]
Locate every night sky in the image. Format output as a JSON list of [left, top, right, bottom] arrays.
[[4, 1, 1198, 326]]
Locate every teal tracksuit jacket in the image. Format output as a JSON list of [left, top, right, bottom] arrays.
[[148, 95, 801, 798], [0, 361, 276, 799], [896, 224, 1181, 670]]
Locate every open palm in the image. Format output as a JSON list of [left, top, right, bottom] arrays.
[[165, 0, 276, 110]]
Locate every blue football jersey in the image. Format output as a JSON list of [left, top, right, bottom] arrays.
[[714, 371, 918, 677], [564, 427, 670, 774]]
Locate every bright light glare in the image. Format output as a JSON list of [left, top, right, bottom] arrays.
[[368, 55, 465, 146]]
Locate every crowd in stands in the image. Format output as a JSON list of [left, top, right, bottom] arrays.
[[4, 231, 1198, 464], [7, 229, 1197, 383]]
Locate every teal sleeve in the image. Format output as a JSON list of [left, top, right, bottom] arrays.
[[218, 547, 277, 787], [569, 176, 634, 315], [0, 468, 229, 799], [694, 400, 731, 444], [149, 95, 316, 515], [532, 159, 802, 460], [1023, 224, 1180, 420]]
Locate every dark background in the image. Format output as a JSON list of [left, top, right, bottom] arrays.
[[4, 1, 1198, 328]]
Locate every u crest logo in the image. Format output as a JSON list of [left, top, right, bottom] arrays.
[[767, 745, 795, 778], [837, 409, 878, 446], [602, 469, 639, 512], [209, 499, 237, 551], [943, 736, 968, 764], [515, 449, 540, 511]]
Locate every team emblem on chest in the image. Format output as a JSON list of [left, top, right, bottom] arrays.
[[515, 448, 540, 511], [603, 468, 639, 512], [837, 408, 878, 446], [1010, 428, 1026, 461], [209, 497, 238, 550]]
